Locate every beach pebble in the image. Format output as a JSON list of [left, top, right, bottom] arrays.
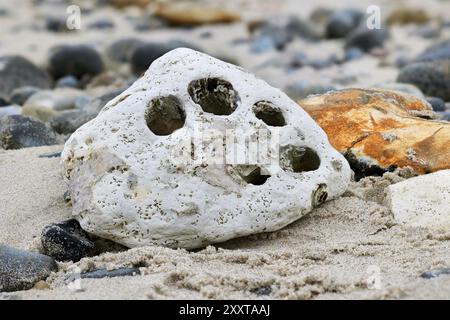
[[421, 268, 450, 279], [0, 55, 50, 97], [130, 41, 201, 75], [285, 17, 318, 40], [415, 39, 450, 62], [22, 89, 87, 122], [285, 81, 336, 100], [345, 28, 389, 52], [48, 45, 104, 80], [426, 97, 445, 112], [62, 48, 351, 249], [0, 97, 9, 106], [81, 268, 141, 279], [439, 111, 450, 121], [397, 60, 450, 101], [45, 16, 70, 32], [0, 106, 21, 117], [49, 109, 94, 134], [106, 38, 143, 63], [326, 9, 363, 39], [87, 18, 115, 30], [0, 245, 57, 292], [0, 115, 59, 149], [9, 86, 40, 106], [55, 75, 79, 88], [41, 219, 95, 262], [387, 170, 450, 230], [344, 47, 364, 61]]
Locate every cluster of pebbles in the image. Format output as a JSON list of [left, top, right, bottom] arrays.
[[0, 0, 450, 296]]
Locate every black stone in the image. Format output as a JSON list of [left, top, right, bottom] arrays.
[[0, 115, 59, 150], [38, 151, 62, 158], [80, 268, 141, 279], [421, 268, 450, 279], [0, 245, 57, 292], [106, 38, 143, 63], [48, 45, 104, 80], [41, 219, 95, 262], [345, 28, 389, 52], [397, 60, 450, 101], [130, 41, 201, 75], [344, 150, 396, 181], [0, 55, 51, 97], [326, 9, 363, 39]]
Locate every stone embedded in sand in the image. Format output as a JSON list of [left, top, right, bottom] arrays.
[[387, 170, 450, 230], [62, 48, 351, 249], [0, 245, 57, 292], [298, 89, 450, 179], [154, 4, 240, 26]]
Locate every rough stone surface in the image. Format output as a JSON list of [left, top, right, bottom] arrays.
[[41, 219, 95, 262], [299, 89, 450, 179], [387, 170, 450, 230], [0, 245, 57, 292], [62, 48, 351, 249]]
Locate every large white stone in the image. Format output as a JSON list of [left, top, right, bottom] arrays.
[[62, 48, 351, 249], [387, 170, 450, 230]]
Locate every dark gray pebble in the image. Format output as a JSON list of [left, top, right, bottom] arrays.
[[397, 60, 450, 101], [0, 115, 59, 150], [426, 96, 446, 112], [0, 55, 51, 97], [48, 45, 104, 80], [9, 86, 40, 106], [421, 268, 450, 279], [41, 219, 95, 262], [0, 245, 57, 292]]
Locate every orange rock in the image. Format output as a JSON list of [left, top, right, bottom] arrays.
[[154, 3, 240, 26], [111, 0, 153, 8], [298, 89, 450, 179]]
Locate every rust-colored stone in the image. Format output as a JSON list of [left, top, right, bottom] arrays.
[[154, 4, 240, 26], [298, 89, 450, 178]]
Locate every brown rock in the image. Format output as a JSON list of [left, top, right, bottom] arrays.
[[298, 89, 450, 179], [154, 3, 240, 26], [111, 0, 152, 8], [386, 8, 430, 25]]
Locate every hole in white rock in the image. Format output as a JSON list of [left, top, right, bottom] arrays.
[[234, 165, 271, 185], [252, 101, 286, 126], [145, 95, 185, 136], [188, 78, 239, 115], [279, 145, 320, 172]]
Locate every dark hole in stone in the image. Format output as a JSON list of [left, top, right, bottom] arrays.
[[279, 145, 320, 172], [234, 165, 270, 185], [312, 183, 328, 208], [188, 77, 239, 115], [252, 101, 286, 126], [343, 150, 396, 181], [145, 95, 185, 136]]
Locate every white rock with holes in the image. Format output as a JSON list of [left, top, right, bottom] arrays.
[[387, 170, 450, 230], [62, 48, 351, 249]]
